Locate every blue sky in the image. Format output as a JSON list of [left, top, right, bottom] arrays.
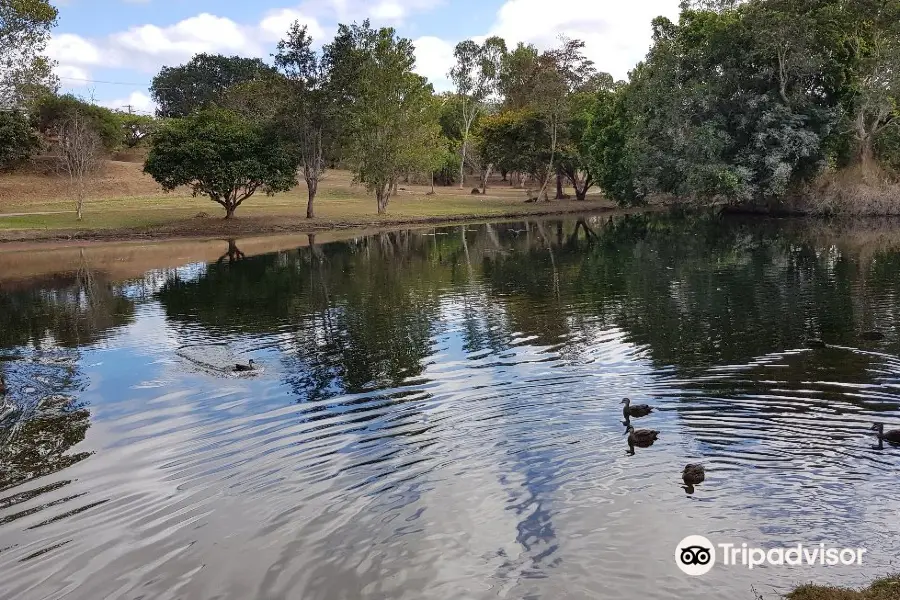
[[48, 0, 681, 113]]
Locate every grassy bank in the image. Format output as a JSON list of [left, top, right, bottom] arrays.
[[0, 162, 615, 242], [782, 576, 900, 600]]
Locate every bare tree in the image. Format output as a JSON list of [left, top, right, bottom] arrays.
[[58, 111, 102, 220]]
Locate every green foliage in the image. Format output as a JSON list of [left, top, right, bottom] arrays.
[[588, 0, 899, 207], [585, 87, 639, 204], [331, 22, 436, 213], [143, 107, 298, 218], [0, 109, 40, 169], [117, 112, 158, 148], [478, 108, 548, 179], [0, 0, 58, 109], [150, 54, 276, 118], [32, 94, 122, 151]]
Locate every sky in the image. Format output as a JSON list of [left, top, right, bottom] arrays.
[[47, 0, 682, 114]]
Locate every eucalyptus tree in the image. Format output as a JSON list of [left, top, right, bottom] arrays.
[[449, 37, 506, 188], [274, 21, 333, 218]]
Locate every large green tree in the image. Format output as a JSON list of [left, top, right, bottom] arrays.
[[334, 22, 436, 214], [150, 54, 276, 118], [0, 0, 58, 109], [144, 107, 297, 218]]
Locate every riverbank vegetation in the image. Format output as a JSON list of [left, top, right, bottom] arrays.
[[784, 575, 900, 600], [2, 0, 900, 227]]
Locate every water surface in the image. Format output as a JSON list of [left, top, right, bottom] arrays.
[[1, 214, 899, 600]]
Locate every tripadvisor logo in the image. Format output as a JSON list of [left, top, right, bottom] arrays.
[[675, 536, 867, 576]]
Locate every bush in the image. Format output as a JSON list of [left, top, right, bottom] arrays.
[[0, 110, 41, 170], [31, 94, 121, 151], [144, 107, 298, 218]]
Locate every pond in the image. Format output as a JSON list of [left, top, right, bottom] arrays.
[[1, 214, 898, 600]]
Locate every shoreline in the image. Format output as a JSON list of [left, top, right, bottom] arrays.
[[0, 204, 651, 246]]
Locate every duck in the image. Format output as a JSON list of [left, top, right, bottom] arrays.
[[233, 359, 256, 373], [806, 338, 827, 349], [872, 423, 900, 444], [626, 425, 659, 447], [862, 330, 885, 341], [621, 397, 654, 419], [682, 463, 705, 486], [0, 374, 6, 394]]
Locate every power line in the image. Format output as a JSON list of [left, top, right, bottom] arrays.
[[59, 76, 152, 86]]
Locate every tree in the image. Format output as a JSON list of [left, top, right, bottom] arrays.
[[530, 38, 596, 201], [478, 108, 549, 186], [499, 42, 540, 110], [144, 107, 298, 218], [0, 0, 58, 109], [449, 37, 506, 188], [0, 109, 40, 169], [150, 54, 276, 118], [59, 111, 103, 220], [337, 23, 436, 214], [118, 112, 157, 148], [274, 21, 333, 219], [32, 94, 121, 151]]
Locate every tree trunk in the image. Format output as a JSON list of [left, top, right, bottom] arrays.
[[555, 171, 564, 200], [459, 137, 467, 189], [306, 178, 317, 219], [376, 185, 390, 215], [575, 186, 587, 201], [431, 170, 435, 194], [224, 202, 236, 219]]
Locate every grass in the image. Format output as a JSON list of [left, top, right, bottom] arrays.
[[777, 576, 900, 600], [0, 161, 615, 240]]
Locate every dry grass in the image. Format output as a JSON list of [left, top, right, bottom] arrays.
[[0, 161, 615, 242], [798, 165, 900, 216], [784, 575, 900, 600]]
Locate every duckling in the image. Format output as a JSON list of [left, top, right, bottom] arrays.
[[233, 359, 256, 373], [682, 463, 705, 486], [872, 423, 900, 444], [621, 397, 654, 419], [626, 425, 659, 447]]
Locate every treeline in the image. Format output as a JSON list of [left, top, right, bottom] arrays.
[[589, 0, 900, 211], [3, 0, 900, 219], [142, 23, 605, 218]]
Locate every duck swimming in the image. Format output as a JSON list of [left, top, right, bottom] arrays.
[[621, 398, 654, 419], [233, 359, 256, 373], [872, 423, 900, 444], [682, 463, 705, 486], [626, 425, 659, 447]]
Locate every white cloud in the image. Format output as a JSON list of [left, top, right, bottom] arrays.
[[488, 0, 680, 80], [372, 1, 405, 20], [54, 64, 91, 84], [259, 8, 325, 42], [109, 13, 260, 65], [100, 91, 157, 114], [412, 36, 454, 92], [47, 33, 104, 66], [47, 10, 329, 83]]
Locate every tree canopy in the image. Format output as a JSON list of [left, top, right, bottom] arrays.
[[143, 107, 298, 218], [150, 54, 277, 118], [0, 0, 58, 109]]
